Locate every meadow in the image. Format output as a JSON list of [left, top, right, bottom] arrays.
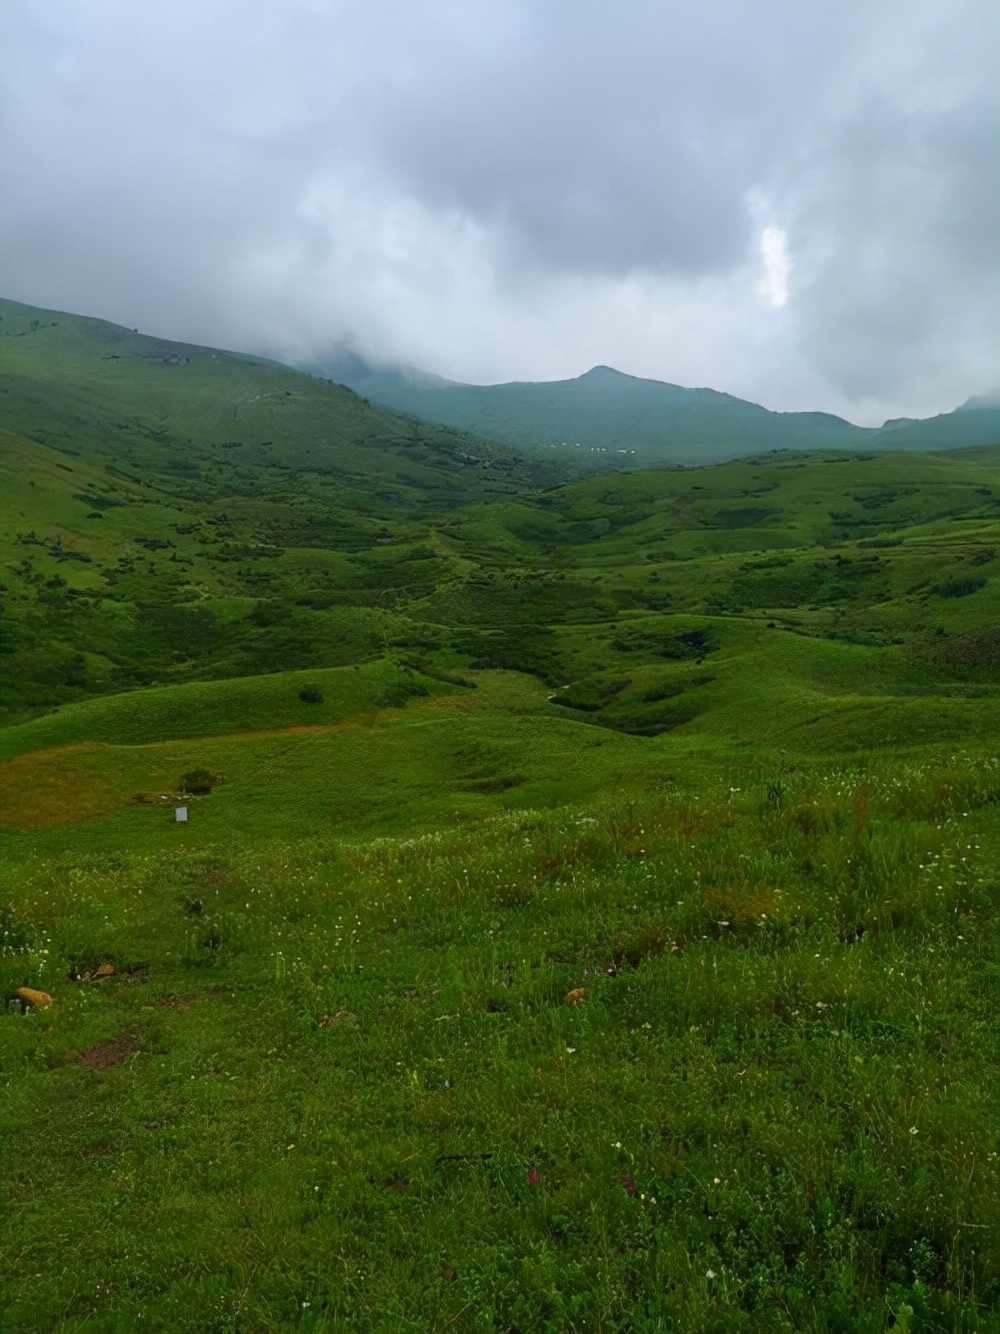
[[1, 301, 998, 1332]]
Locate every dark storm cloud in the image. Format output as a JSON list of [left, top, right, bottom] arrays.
[[1, 0, 996, 423]]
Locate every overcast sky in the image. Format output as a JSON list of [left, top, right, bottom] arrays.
[[2, 1, 997, 424]]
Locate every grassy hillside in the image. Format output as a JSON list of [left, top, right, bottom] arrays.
[[0, 298, 540, 504], [869, 404, 1000, 452], [0, 297, 552, 720], [1, 303, 998, 1333]]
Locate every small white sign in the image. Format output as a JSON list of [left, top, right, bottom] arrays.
[[175, 806, 188, 822]]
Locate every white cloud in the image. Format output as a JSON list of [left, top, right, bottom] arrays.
[[758, 227, 790, 307], [0, 0, 995, 426]]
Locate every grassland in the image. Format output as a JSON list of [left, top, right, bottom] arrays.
[[1, 302, 998, 1332]]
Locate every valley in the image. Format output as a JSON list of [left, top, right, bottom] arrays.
[[1, 299, 998, 1333]]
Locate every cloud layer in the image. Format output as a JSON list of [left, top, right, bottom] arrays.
[[2, 0, 997, 423]]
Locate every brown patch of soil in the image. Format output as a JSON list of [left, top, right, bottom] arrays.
[[75, 1034, 140, 1068]]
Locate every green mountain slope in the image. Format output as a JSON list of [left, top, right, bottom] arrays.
[[313, 354, 872, 465], [314, 350, 999, 468], [0, 297, 547, 717], [865, 400, 1000, 452], [0, 297, 543, 510]]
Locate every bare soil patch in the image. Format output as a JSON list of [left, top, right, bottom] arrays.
[[75, 1034, 140, 1068]]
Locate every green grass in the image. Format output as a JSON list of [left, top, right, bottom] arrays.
[[0, 658, 449, 759], [1, 301, 998, 1332], [2, 756, 997, 1332]]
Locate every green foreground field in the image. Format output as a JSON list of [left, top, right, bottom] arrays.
[[1, 303, 998, 1332], [2, 751, 997, 1334]]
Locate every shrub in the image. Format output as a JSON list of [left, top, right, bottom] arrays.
[[180, 768, 214, 795], [298, 686, 323, 704], [934, 577, 987, 599]]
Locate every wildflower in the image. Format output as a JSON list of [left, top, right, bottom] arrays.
[[713, 1177, 721, 1184], [527, 1168, 539, 1184], [566, 1046, 576, 1054], [909, 1127, 919, 1135], [621, 1173, 638, 1197], [706, 1269, 716, 1279]]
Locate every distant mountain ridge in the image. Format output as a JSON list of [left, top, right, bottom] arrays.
[[1, 293, 994, 474], [310, 349, 1000, 467]]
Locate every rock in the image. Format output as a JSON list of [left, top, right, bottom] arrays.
[[564, 988, 586, 1004], [16, 986, 53, 1012], [93, 963, 116, 978]]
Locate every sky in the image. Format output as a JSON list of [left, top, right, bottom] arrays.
[[1, 0, 997, 425]]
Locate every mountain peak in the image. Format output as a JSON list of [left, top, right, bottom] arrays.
[[578, 364, 628, 380]]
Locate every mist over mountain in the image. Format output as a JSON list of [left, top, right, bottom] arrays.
[[3, 2, 997, 426], [309, 348, 998, 468], [5, 291, 993, 476]]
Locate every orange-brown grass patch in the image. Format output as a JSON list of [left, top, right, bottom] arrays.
[[535, 834, 610, 880], [614, 802, 734, 854], [425, 690, 480, 715], [703, 883, 778, 924], [0, 744, 123, 829]]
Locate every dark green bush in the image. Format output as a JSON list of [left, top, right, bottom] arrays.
[[934, 577, 987, 599]]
